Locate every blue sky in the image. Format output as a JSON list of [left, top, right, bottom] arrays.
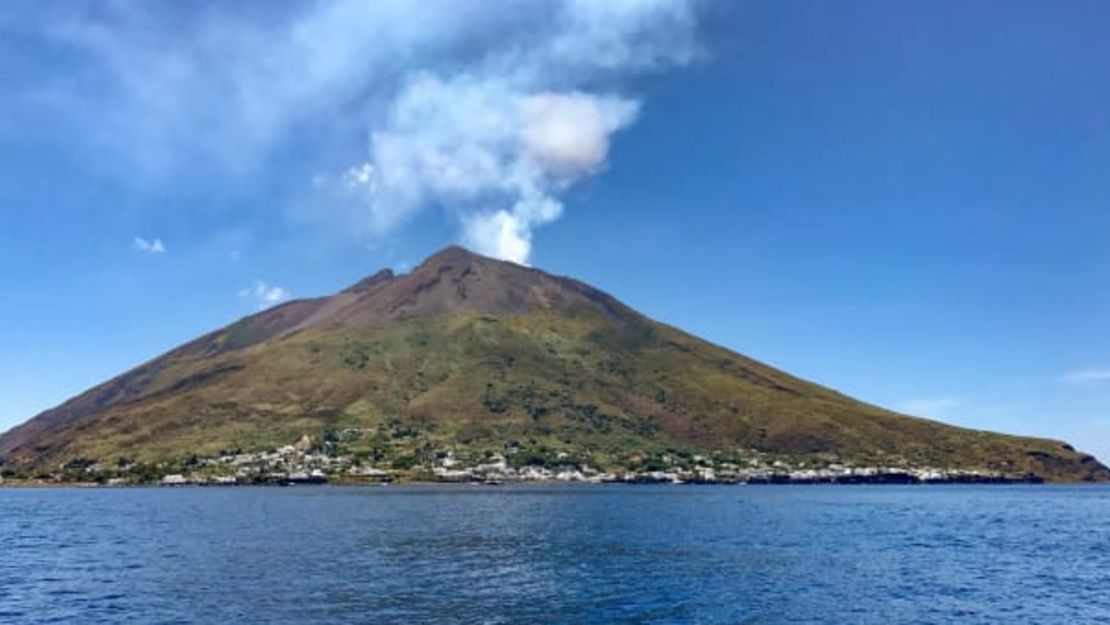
[[2, 1, 1109, 460]]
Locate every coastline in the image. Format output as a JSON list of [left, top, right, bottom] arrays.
[[1, 473, 1074, 489]]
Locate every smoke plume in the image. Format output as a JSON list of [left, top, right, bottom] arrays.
[[340, 1, 698, 263], [10, 1, 700, 264]]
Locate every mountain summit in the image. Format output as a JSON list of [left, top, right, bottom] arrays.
[[1, 246, 1105, 481]]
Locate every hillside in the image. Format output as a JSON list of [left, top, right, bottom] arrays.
[[1, 246, 1106, 482]]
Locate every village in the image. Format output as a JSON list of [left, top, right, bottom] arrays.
[[23, 433, 1037, 487]]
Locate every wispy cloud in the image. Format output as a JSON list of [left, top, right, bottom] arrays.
[[894, 396, 961, 418], [239, 280, 290, 311], [8, 1, 702, 264], [132, 237, 165, 254], [1061, 369, 1110, 386]]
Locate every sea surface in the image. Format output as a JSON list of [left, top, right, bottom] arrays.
[[1, 484, 1108, 624]]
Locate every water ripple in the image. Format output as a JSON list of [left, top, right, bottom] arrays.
[[1, 485, 1109, 623]]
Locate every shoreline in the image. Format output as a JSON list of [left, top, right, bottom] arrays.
[[3, 477, 1097, 489]]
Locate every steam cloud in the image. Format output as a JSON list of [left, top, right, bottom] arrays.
[[335, 1, 699, 263], [12, 1, 700, 264], [343, 83, 640, 263]]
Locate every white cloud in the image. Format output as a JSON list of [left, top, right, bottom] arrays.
[[1061, 369, 1110, 386], [12, 1, 701, 263], [133, 237, 165, 253], [894, 396, 961, 419], [239, 280, 290, 310]]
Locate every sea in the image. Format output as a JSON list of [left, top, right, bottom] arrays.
[[1, 484, 1108, 624]]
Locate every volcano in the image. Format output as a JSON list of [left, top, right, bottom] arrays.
[[1, 246, 1105, 481]]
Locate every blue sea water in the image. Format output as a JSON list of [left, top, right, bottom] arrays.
[[1, 484, 1109, 624]]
